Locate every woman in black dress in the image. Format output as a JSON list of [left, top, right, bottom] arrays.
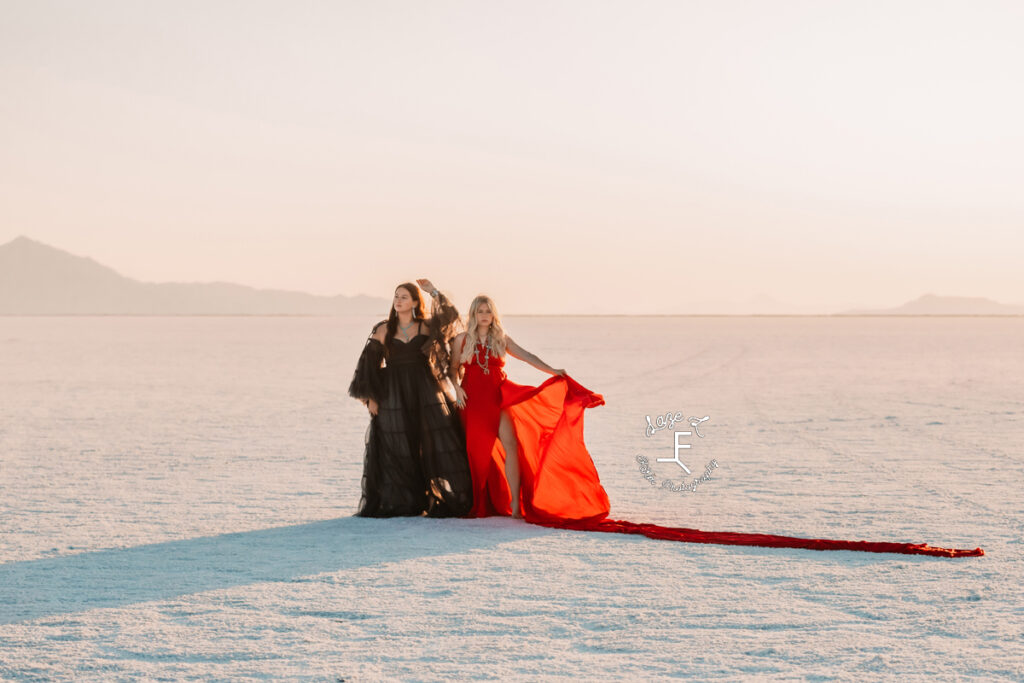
[[348, 278, 473, 517]]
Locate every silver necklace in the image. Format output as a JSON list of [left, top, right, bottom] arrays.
[[397, 319, 416, 341], [473, 335, 492, 375]]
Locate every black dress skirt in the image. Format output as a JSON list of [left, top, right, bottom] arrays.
[[347, 297, 473, 518]]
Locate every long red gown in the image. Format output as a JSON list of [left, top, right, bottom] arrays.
[[459, 337, 609, 523], [457, 338, 984, 558], [458, 337, 514, 519]]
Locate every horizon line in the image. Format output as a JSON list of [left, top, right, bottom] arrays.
[[4, 313, 1024, 319]]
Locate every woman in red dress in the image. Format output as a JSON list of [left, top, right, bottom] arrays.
[[450, 295, 611, 523], [442, 296, 983, 557]]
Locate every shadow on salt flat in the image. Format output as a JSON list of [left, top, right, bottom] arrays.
[[0, 516, 551, 625]]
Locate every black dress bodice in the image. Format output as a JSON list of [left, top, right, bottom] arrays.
[[383, 333, 430, 367]]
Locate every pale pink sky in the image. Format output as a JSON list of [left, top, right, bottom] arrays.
[[2, 1, 1022, 313]]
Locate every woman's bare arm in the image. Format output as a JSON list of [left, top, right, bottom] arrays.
[[505, 335, 565, 376], [450, 332, 468, 407], [449, 332, 466, 383]]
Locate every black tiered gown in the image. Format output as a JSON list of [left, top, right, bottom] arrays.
[[347, 294, 473, 518]]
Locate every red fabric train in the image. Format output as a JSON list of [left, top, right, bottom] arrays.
[[492, 373, 983, 559]]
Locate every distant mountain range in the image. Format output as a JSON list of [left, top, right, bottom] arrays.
[[838, 294, 1024, 316], [2, 236, 1021, 315], [0, 236, 388, 315]]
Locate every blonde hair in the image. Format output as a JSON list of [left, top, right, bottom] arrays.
[[460, 295, 507, 363]]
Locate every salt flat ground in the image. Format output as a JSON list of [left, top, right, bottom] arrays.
[[0, 315, 1020, 681]]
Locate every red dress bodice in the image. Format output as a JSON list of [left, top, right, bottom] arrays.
[[459, 337, 512, 517]]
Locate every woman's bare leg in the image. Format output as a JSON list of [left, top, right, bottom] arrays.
[[499, 411, 522, 518]]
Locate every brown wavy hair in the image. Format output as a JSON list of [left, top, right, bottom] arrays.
[[382, 282, 427, 359]]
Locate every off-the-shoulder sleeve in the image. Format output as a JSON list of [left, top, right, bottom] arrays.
[[348, 338, 386, 403], [422, 290, 463, 383]]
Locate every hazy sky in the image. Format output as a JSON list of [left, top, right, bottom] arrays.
[[2, 1, 1022, 313]]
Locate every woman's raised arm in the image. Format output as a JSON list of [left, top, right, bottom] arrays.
[[415, 278, 463, 384], [417, 278, 460, 337], [505, 335, 565, 376]]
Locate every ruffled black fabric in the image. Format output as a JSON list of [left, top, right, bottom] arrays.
[[352, 315, 473, 518], [420, 290, 463, 384], [347, 332, 386, 404]]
